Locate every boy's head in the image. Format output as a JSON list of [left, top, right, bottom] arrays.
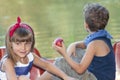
[[83, 3, 109, 31]]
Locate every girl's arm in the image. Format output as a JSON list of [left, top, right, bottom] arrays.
[[3, 58, 18, 80], [3, 59, 30, 80], [33, 53, 76, 80], [53, 41, 95, 74]]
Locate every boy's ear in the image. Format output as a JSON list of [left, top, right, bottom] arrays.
[[84, 22, 90, 32], [84, 22, 89, 29], [85, 23, 89, 28]]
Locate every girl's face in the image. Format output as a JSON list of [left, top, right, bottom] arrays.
[[11, 41, 32, 58]]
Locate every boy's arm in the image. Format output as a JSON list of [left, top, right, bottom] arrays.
[[67, 41, 86, 56], [74, 41, 86, 49], [53, 41, 95, 74]]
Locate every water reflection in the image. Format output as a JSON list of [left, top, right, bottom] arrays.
[[0, 0, 120, 58]]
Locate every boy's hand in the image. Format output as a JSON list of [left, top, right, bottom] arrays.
[[52, 41, 66, 56]]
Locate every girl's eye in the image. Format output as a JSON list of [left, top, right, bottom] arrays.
[[26, 42, 32, 45], [15, 42, 20, 45]]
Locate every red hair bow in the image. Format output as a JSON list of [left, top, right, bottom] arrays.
[[9, 17, 21, 38]]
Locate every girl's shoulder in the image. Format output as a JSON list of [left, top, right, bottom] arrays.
[[0, 55, 8, 69], [27, 52, 34, 62], [0, 55, 14, 72]]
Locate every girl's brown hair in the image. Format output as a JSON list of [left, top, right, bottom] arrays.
[[5, 20, 35, 65]]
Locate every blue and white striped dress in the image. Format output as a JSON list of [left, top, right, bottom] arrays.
[[0, 52, 34, 80]]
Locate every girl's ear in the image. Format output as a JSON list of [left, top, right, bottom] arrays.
[[9, 41, 13, 49]]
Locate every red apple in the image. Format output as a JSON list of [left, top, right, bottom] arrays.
[[54, 37, 63, 47]]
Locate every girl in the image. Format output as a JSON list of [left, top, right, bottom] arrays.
[[0, 17, 76, 80], [40, 3, 116, 80]]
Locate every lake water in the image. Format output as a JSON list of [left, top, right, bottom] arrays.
[[0, 0, 120, 58]]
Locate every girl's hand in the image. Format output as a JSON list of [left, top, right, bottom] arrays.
[[18, 75, 30, 80]]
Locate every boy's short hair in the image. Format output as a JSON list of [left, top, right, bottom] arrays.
[[83, 3, 109, 31]]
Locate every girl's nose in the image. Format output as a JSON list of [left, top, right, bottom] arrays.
[[21, 44, 26, 50]]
